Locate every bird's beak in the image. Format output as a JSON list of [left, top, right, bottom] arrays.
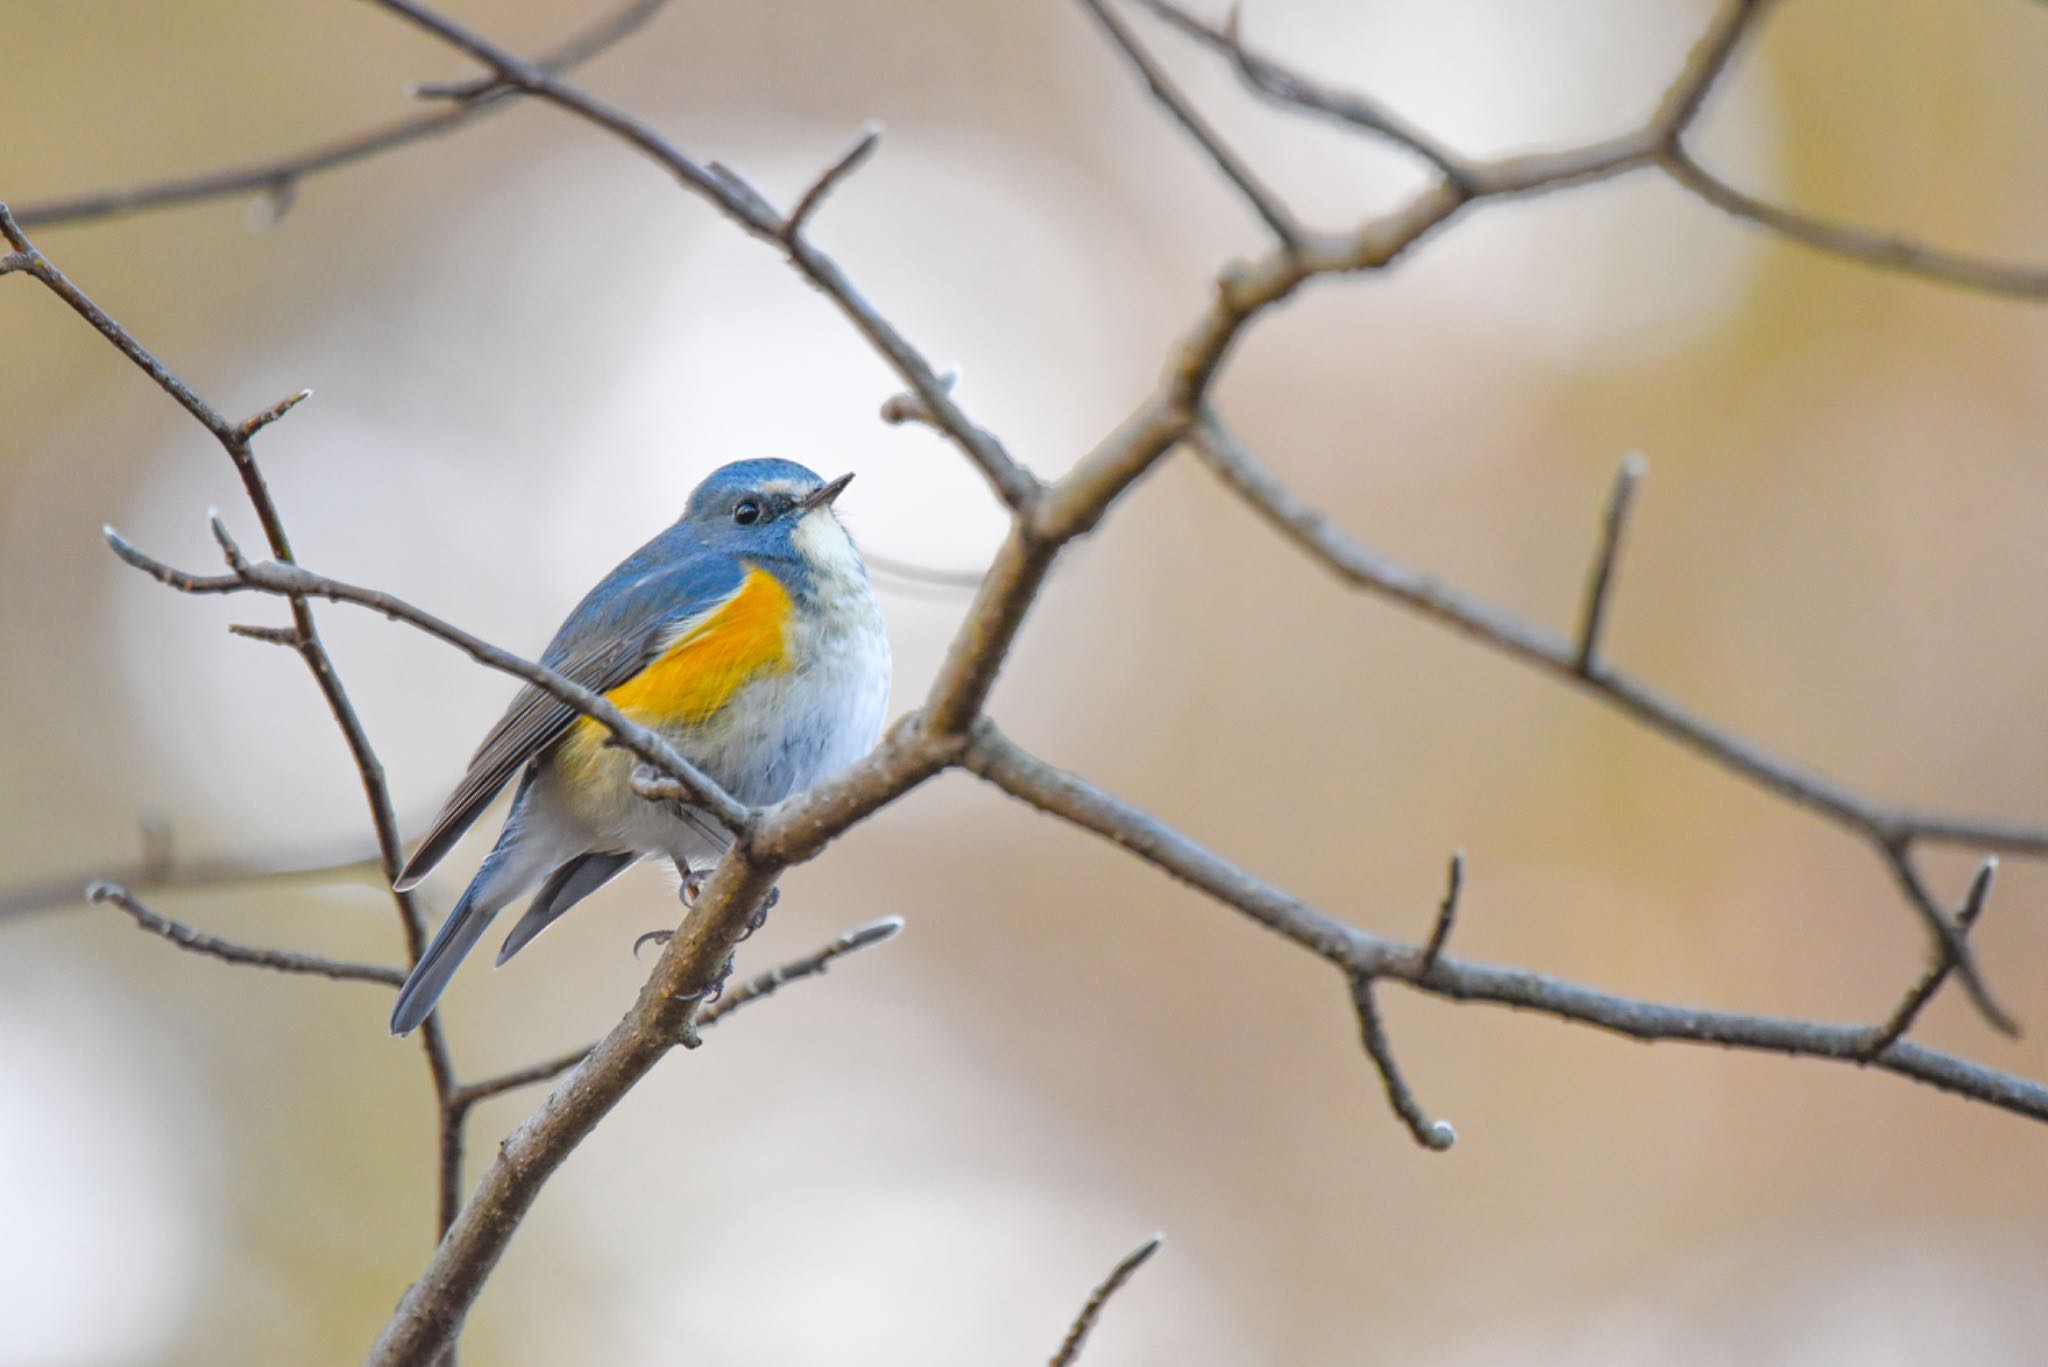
[[801, 472, 855, 513]]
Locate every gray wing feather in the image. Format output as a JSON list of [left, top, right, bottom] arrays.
[[394, 542, 747, 892]]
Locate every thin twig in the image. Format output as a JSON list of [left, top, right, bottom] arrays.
[[0, 203, 468, 1237], [1862, 858, 1999, 1059], [697, 915, 904, 1026], [450, 916, 906, 1109], [87, 882, 405, 986], [369, 0, 1040, 512], [1072, 0, 1305, 250], [1419, 850, 1463, 972], [1049, 1235, 1164, 1367], [1131, 0, 1471, 184], [1351, 976, 1457, 1151], [781, 122, 883, 242], [1187, 416, 2019, 1035], [964, 728, 2048, 1125], [1661, 142, 2048, 300], [10, 0, 679, 230], [1576, 452, 1647, 676], [102, 528, 754, 835]]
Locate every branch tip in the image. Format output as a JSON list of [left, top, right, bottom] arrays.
[[1575, 450, 1647, 675], [784, 120, 884, 241], [1050, 1233, 1166, 1367], [1420, 849, 1463, 971], [235, 388, 313, 442], [1351, 976, 1456, 1151]]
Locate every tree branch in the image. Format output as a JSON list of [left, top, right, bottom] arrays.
[[88, 882, 405, 987], [367, 0, 1039, 513], [1186, 416, 2022, 1034], [962, 727, 2048, 1126], [1049, 1235, 1163, 1367], [447, 916, 906, 1110], [9, 0, 680, 231], [1351, 976, 1457, 1151]]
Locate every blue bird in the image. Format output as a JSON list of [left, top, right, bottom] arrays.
[[389, 459, 890, 1035]]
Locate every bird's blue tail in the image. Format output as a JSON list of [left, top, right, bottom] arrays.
[[390, 877, 500, 1036]]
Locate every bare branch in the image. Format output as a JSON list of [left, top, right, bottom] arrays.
[[1864, 858, 1999, 1059], [1072, 0, 1305, 249], [235, 388, 314, 443], [1661, 142, 2048, 299], [0, 204, 468, 1234], [1050, 1235, 1164, 1367], [9, 0, 680, 231], [1, 829, 380, 921], [1131, 0, 1471, 184], [1419, 849, 1463, 973], [450, 916, 906, 1110], [1576, 452, 1647, 675], [88, 882, 405, 987], [781, 121, 883, 242], [368, 0, 1040, 512], [101, 527, 754, 836], [696, 914, 905, 1026], [1352, 976, 1456, 1151], [963, 727, 2048, 1124], [1186, 416, 2019, 1034]]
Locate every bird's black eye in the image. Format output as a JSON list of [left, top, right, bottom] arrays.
[[732, 500, 762, 526]]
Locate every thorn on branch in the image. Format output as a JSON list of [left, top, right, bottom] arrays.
[[782, 120, 883, 243], [1419, 849, 1463, 972], [208, 511, 251, 572], [1350, 975, 1455, 1151], [1862, 857, 1999, 1060], [1050, 1234, 1164, 1367], [234, 388, 313, 443], [1575, 451, 1646, 676], [229, 622, 306, 648], [87, 880, 406, 986]]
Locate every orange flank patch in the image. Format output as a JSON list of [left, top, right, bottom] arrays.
[[590, 567, 794, 733]]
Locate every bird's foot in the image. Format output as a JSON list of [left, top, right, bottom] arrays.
[[735, 886, 781, 942], [633, 928, 672, 958], [678, 865, 708, 907]]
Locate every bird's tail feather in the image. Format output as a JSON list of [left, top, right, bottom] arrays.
[[389, 881, 500, 1036]]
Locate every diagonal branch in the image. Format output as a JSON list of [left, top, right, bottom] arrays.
[[1186, 416, 2020, 1033], [1863, 858, 1998, 1059], [1049, 1235, 1164, 1367], [1073, 0, 1306, 249], [1, 202, 468, 1232], [10, 0, 680, 231], [1351, 975, 1456, 1151], [448, 915, 906, 1110], [962, 727, 2048, 1127], [88, 882, 405, 987], [100, 528, 753, 835], [367, 0, 1039, 512]]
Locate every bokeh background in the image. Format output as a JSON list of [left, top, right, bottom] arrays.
[[7, 0, 2048, 1362]]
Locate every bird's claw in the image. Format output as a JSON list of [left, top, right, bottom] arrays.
[[633, 928, 673, 958]]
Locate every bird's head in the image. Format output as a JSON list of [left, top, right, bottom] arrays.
[[682, 458, 864, 586]]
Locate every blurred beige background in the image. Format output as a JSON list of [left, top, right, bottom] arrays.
[[6, 0, 2048, 1362]]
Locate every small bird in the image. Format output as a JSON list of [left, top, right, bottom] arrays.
[[388, 459, 890, 1036]]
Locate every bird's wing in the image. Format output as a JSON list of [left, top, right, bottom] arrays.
[[393, 545, 748, 891]]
